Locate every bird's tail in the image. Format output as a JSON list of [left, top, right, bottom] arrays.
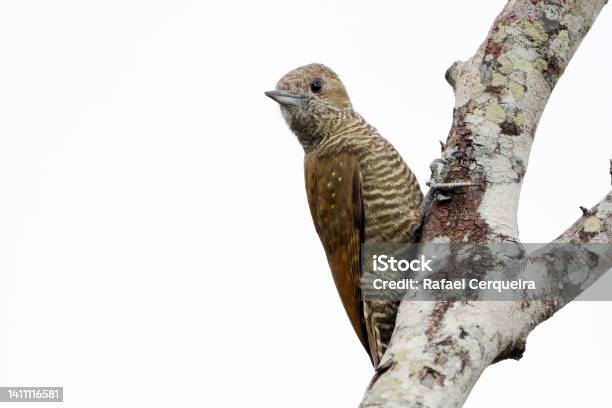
[[364, 300, 399, 367]]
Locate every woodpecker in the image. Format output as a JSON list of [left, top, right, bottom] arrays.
[[266, 64, 423, 366]]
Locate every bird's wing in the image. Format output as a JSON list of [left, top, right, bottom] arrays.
[[304, 152, 372, 361]]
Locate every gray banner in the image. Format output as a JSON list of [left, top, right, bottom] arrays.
[[0, 387, 63, 402], [361, 243, 612, 302]]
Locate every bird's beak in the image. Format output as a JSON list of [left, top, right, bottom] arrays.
[[265, 90, 304, 107]]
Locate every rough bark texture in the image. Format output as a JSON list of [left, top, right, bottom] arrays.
[[360, 1, 609, 407]]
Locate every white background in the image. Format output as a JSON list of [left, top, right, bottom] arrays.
[[0, 0, 610, 407]]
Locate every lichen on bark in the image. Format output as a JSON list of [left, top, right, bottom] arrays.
[[360, 1, 610, 407]]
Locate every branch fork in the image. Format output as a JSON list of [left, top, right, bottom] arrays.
[[360, 1, 610, 406]]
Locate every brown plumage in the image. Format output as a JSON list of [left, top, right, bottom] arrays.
[[266, 63, 422, 366]]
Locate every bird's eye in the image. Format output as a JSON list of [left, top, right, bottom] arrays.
[[310, 79, 323, 93]]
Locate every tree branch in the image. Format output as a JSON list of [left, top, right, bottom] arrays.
[[360, 0, 609, 406]]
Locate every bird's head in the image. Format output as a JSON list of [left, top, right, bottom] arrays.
[[266, 63, 353, 151]]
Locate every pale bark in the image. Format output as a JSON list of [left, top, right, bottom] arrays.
[[360, 1, 610, 406]]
